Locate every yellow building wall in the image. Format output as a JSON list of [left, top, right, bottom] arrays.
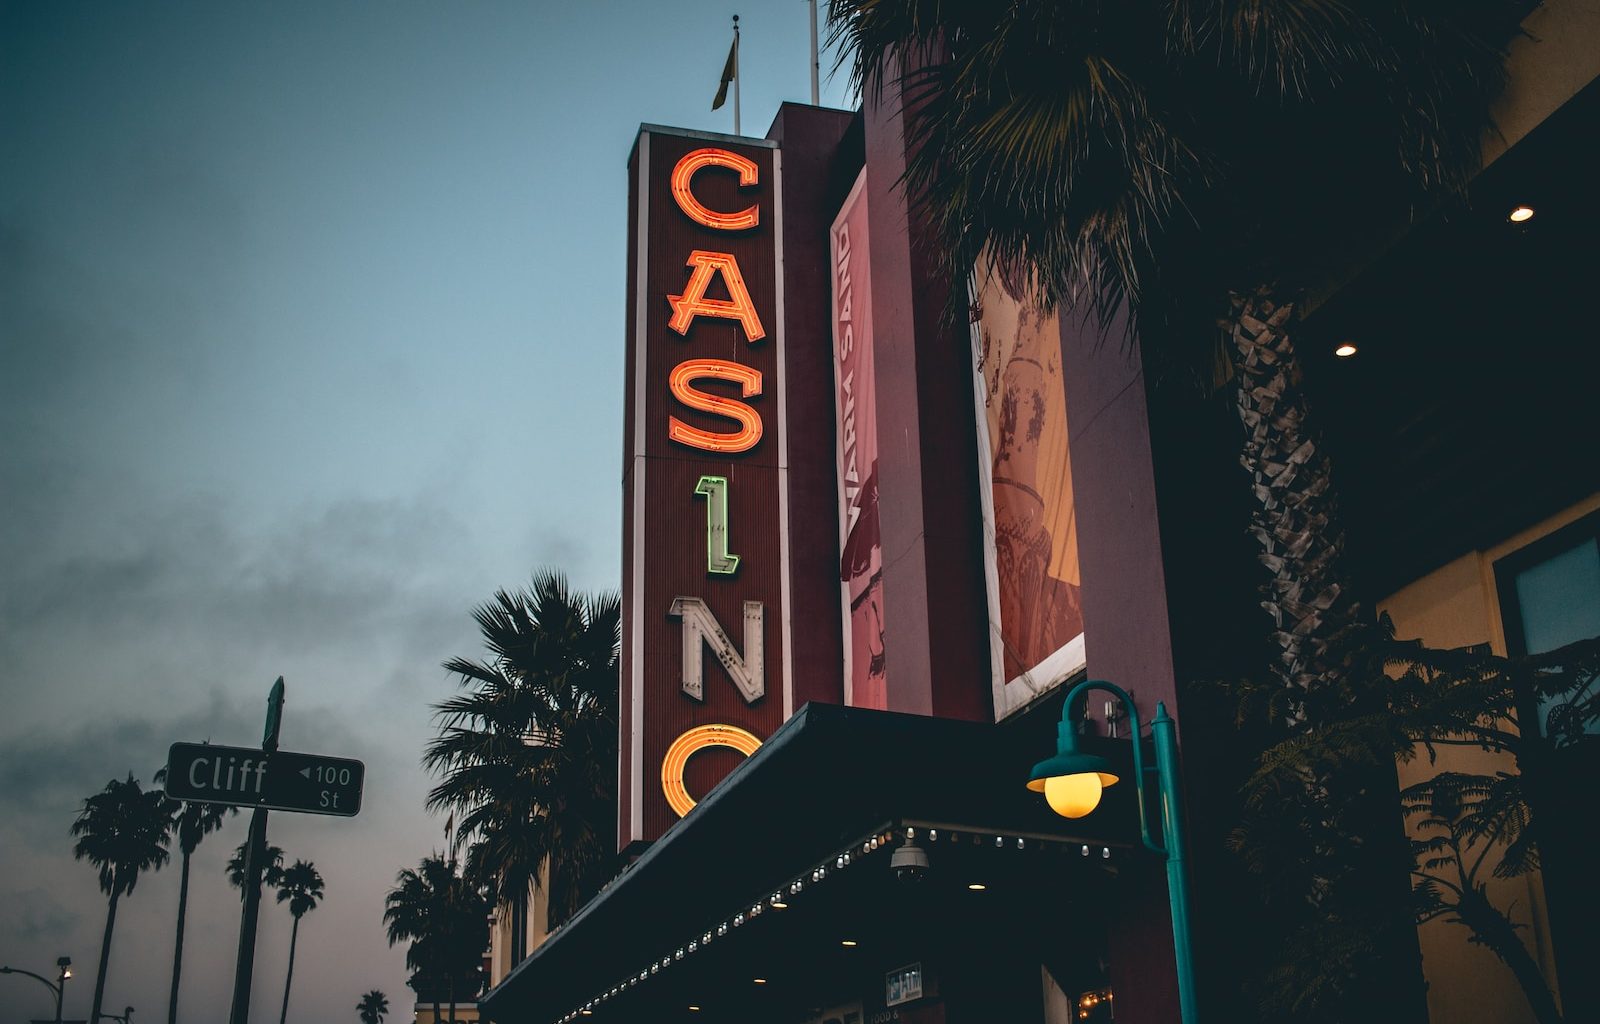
[[1380, 493, 1599, 1024], [486, 860, 553, 990], [1484, 0, 1600, 167]]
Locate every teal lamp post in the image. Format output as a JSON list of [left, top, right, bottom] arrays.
[[1027, 679, 1199, 1024]]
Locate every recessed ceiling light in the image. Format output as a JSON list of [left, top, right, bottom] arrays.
[[841, 939, 858, 947], [1508, 205, 1535, 223], [967, 882, 987, 891], [1334, 343, 1358, 358], [689, 1006, 701, 1013], [771, 900, 788, 909], [753, 978, 767, 985]]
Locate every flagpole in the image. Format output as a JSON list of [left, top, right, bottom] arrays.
[[808, 0, 820, 105], [732, 14, 741, 135]]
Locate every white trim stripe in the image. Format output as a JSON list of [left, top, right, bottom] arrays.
[[773, 147, 795, 721], [629, 131, 650, 840]]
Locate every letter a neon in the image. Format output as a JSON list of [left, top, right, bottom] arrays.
[[667, 250, 766, 342]]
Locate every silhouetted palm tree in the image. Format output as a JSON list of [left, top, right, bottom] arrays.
[[71, 774, 174, 1024], [384, 855, 489, 1023], [226, 840, 285, 898], [274, 859, 324, 1024], [357, 989, 389, 1024], [153, 765, 236, 1024], [827, 2, 1523, 1018], [426, 570, 620, 962]]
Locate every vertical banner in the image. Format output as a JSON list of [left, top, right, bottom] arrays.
[[621, 126, 790, 847], [829, 169, 887, 709], [969, 256, 1086, 719]]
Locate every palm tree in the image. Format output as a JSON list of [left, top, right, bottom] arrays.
[[226, 839, 285, 897], [384, 855, 490, 1023], [273, 859, 324, 1024], [356, 989, 389, 1024], [153, 766, 236, 1024], [827, 2, 1523, 1018], [425, 570, 620, 963], [71, 774, 175, 1024]]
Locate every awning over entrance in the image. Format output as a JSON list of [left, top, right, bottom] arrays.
[[482, 702, 1144, 1024]]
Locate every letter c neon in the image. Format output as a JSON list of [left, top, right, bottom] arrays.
[[671, 148, 760, 231], [661, 724, 763, 818]]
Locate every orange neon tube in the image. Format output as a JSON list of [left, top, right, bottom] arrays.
[[667, 250, 766, 343], [671, 148, 760, 231], [667, 358, 763, 453], [661, 724, 763, 818]]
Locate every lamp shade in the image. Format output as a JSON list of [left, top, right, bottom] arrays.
[[1026, 719, 1120, 817]]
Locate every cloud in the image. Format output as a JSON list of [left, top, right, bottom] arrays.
[[1, 886, 82, 943], [0, 481, 490, 1021]]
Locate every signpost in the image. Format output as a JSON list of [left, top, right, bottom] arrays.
[[164, 742, 365, 816], [163, 678, 365, 1024]]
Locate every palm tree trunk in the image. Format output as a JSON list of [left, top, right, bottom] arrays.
[[278, 914, 300, 1024], [167, 850, 191, 1024], [1228, 287, 1363, 700], [1228, 285, 1428, 1018], [1454, 886, 1564, 1024], [91, 888, 120, 1024]]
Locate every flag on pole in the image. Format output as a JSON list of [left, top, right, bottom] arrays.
[[712, 35, 737, 110]]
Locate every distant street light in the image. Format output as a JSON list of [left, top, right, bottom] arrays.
[[1, 955, 72, 1023]]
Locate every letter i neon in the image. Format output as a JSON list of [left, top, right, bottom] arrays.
[[694, 475, 740, 575]]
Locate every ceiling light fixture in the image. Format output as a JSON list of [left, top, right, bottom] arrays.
[[1508, 205, 1535, 223], [841, 939, 858, 947], [1334, 343, 1358, 358], [967, 882, 987, 891]]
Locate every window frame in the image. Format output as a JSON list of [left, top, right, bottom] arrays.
[[1492, 507, 1600, 738]]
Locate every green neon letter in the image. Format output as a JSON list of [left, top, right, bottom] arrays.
[[694, 474, 740, 575]]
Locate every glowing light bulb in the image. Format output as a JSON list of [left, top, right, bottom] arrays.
[[1334, 342, 1358, 358], [1043, 772, 1104, 818], [1509, 205, 1534, 223]]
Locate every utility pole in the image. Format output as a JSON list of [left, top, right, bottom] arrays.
[[227, 678, 284, 1024]]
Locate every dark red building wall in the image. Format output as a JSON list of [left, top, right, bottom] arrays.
[[860, 58, 991, 722], [763, 103, 856, 710]]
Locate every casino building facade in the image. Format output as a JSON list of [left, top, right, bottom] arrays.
[[478, 6, 1600, 1023]]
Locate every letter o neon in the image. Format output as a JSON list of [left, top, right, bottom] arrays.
[[661, 724, 763, 818]]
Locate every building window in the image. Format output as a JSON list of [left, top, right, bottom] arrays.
[[1494, 509, 1600, 737]]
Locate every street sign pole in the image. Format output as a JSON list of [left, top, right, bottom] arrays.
[[228, 678, 284, 1024]]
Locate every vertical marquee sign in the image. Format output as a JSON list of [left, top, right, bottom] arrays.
[[621, 126, 792, 847]]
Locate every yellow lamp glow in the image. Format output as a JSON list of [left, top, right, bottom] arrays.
[[1508, 205, 1534, 223], [1044, 771, 1113, 818]]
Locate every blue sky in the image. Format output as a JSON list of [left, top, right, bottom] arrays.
[[0, 2, 854, 1020]]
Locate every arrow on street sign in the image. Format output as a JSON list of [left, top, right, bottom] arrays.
[[164, 741, 365, 817]]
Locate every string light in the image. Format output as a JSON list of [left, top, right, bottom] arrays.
[[548, 826, 1122, 1024]]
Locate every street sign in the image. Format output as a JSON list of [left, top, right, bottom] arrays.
[[164, 742, 365, 816]]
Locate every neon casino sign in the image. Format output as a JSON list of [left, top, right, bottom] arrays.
[[621, 129, 792, 846]]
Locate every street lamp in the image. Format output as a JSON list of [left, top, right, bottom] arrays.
[[1026, 679, 1199, 1024], [1, 954, 72, 1023]]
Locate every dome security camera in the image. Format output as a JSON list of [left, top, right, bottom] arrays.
[[890, 839, 929, 883]]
